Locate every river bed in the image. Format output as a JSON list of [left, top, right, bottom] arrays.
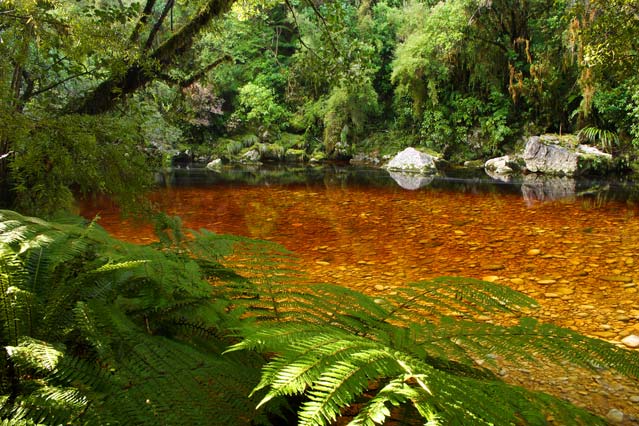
[[79, 165, 639, 423]]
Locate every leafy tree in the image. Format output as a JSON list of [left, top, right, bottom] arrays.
[[569, 0, 639, 150], [237, 82, 290, 130], [0, 0, 237, 214]]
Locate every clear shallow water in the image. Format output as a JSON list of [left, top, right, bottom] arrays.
[[80, 164, 639, 339], [79, 163, 639, 422]]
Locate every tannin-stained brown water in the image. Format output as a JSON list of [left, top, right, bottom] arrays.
[[79, 171, 639, 422]]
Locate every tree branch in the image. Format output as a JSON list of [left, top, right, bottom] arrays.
[[129, 0, 157, 44], [27, 71, 93, 99], [283, 0, 324, 62], [302, 0, 340, 56], [158, 55, 232, 87], [144, 0, 174, 51], [70, 0, 235, 115]]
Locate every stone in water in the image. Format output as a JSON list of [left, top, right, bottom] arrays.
[[606, 409, 624, 424], [621, 334, 639, 348]]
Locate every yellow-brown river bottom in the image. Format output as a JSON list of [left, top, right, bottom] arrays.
[[80, 182, 639, 423]]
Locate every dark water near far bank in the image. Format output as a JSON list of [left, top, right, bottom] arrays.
[[154, 163, 639, 205]]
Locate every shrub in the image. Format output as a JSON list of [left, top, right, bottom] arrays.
[[238, 82, 290, 130]]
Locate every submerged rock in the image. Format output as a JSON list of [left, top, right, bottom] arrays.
[[388, 171, 434, 190], [522, 135, 612, 176], [384, 147, 437, 174], [621, 334, 639, 348], [607, 408, 624, 423]]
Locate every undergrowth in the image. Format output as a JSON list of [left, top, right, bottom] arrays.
[[0, 210, 636, 425]]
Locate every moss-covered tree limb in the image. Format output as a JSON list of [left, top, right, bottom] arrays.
[[70, 0, 235, 115]]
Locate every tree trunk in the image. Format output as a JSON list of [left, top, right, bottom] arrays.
[[71, 0, 235, 115]]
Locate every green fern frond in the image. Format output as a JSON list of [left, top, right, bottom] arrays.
[[578, 126, 619, 152], [231, 276, 638, 425], [239, 322, 609, 425], [91, 259, 149, 273], [6, 385, 88, 425], [6, 338, 64, 373], [0, 210, 293, 425], [0, 419, 42, 425]]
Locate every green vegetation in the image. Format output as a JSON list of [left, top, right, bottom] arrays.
[[0, 209, 289, 424], [2, 2, 639, 424], [0, 210, 638, 425], [2, 0, 639, 213]]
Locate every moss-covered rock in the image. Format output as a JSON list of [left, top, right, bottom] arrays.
[[310, 150, 326, 163], [523, 134, 612, 176], [278, 132, 306, 149], [258, 143, 285, 161], [284, 148, 308, 162]]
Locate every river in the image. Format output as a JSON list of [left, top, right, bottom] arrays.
[[80, 164, 639, 339], [79, 164, 639, 422]]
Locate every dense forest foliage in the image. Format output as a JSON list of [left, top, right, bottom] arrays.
[[1, 0, 639, 214]]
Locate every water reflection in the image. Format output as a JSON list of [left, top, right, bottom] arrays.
[[388, 171, 434, 190], [521, 175, 576, 205], [484, 168, 513, 183], [155, 163, 639, 204]]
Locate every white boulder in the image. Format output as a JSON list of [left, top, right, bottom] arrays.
[[384, 147, 437, 174]]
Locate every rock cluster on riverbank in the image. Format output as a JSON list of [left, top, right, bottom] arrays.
[[485, 134, 614, 178]]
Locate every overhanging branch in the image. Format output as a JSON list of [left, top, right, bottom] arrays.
[[70, 0, 235, 115]]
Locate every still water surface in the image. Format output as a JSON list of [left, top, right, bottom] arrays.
[[80, 165, 639, 339]]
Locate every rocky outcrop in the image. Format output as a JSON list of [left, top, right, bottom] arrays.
[[383, 147, 437, 174], [522, 135, 612, 176]]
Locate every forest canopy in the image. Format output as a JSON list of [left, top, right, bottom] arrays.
[[1, 0, 638, 213]]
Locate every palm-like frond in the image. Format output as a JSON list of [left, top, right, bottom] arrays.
[[228, 277, 639, 425], [0, 210, 286, 425]]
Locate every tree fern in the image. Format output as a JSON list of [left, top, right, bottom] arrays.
[[0, 210, 288, 425], [228, 279, 639, 425]]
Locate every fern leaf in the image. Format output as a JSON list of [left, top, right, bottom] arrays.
[[6, 337, 64, 373]]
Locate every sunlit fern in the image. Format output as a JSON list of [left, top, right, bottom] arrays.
[[578, 125, 619, 153], [227, 278, 639, 425], [0, 209, 291, 425]]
